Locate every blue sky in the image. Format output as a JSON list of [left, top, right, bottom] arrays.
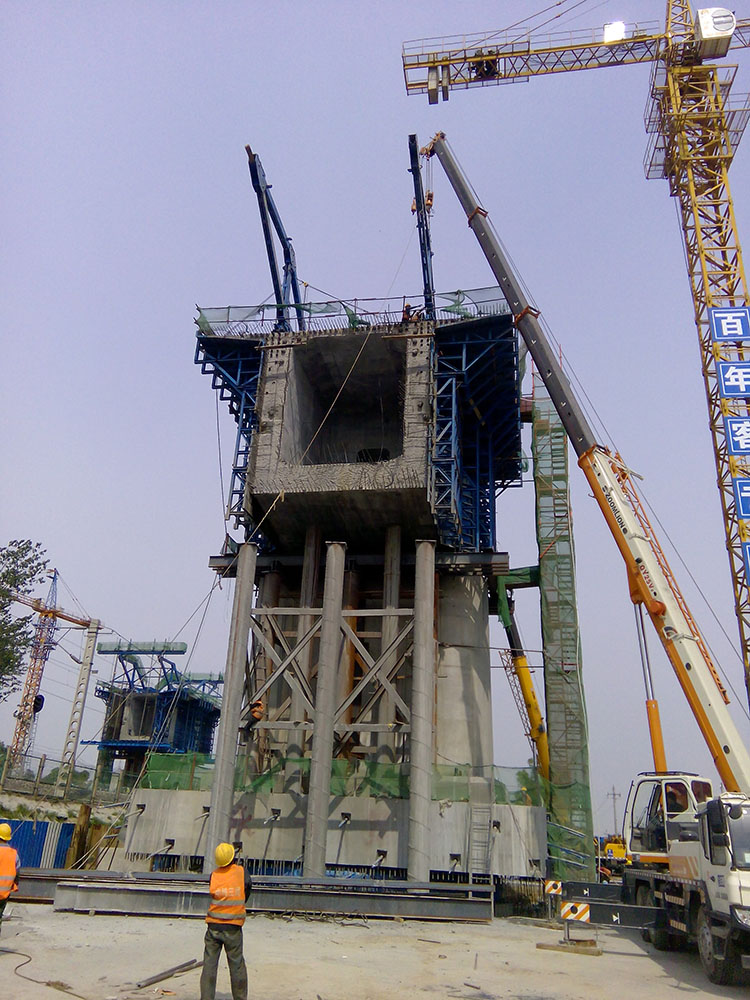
[[2, 0, 749, 834]]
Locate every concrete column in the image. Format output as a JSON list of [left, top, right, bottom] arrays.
[[408, 539, 436, 882], [204, 542, 257, 872], [435, 575, 494, 771], [303, 541, 346, 878], [376, 525, 401, 761]]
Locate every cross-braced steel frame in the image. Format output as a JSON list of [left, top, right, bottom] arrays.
[[241, 606, 414, 766]]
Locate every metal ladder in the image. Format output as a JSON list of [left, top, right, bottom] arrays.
[[469, 805, 492, 875]]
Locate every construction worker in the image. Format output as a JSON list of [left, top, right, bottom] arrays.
[[0, 823, 20, 933], [200, 842, 252, 1000]]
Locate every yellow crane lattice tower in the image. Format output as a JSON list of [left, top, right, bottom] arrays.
[[403, 2, 750, 705]]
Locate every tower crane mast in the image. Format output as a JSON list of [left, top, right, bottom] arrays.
[[7, 582, 101, 793], [403, 5, 750, 707], [8, 571, 59, 767]]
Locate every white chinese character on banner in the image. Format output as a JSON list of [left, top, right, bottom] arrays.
[[730, 420, 750, 452], [714, 309, 750, 340], [722, 365, 750, 394]]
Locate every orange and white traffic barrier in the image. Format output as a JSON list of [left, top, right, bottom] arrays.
[[561, 901, 590, 922]]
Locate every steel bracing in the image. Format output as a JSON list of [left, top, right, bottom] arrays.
[[431, 313, 522, 551], [243, 605, 414, 759]]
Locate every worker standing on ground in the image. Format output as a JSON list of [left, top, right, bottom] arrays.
[[0, 823, 20, 934], [201, 842, 252, 1000]]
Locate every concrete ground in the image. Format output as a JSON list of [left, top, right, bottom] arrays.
[[0, 903, 740, 999]]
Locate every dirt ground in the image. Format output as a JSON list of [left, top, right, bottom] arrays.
[[0, 902, 740, 1000]]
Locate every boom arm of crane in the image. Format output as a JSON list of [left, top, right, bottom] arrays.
[[9, 589, 91, 628], [245, 144, 306, 333], [425, 131, 750, 794], [497, 585, 550, 781], [402, 14, 750, 103]]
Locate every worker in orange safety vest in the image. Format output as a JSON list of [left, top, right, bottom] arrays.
[[0, 823, 20, 933], [200, 842, 252, 1000]]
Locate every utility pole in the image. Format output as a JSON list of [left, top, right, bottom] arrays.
[[607, 786, 621, 836]]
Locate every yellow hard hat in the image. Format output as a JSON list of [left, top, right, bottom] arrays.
[[215, 842, 235, 867], [0, 823, 12, 842]]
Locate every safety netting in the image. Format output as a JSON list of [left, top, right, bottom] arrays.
[[143, 754, 545, 804], [195, 286, 511, 338]]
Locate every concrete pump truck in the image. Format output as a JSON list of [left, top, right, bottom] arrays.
[[421, 131, 750, 986]]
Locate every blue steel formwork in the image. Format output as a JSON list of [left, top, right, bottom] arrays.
[[194, 330, 265, 532], [89, 645, 221, 758], [432, 313, 522, 552]]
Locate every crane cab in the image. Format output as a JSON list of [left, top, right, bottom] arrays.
[[623, 771, 713, 867]]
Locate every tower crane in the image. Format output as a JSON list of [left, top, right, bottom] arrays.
[[7, 582, 100, 795], [8, 571, 59, 767], [402, 4, 750, 708]]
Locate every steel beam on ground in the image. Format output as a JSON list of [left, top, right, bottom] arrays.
[[51, 874, 492, 921]]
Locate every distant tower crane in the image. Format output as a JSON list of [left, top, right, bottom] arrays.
[[8, 570, 59, 767], [8, 580, 101, 794], [402, 4, 750, 705]]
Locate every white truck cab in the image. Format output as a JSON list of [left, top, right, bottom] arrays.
[[666, 792, 750, 984], [623, 771, 713, 866], [624, 781, 750, 984]]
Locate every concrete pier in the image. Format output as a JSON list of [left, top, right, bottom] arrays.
[[408, 540, 436, 882], [303, 541, 347, 877]]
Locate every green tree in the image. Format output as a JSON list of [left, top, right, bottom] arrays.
[[0, 540, 49, 700]]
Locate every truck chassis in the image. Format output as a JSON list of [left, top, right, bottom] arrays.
[[563, 872, 750, 986]]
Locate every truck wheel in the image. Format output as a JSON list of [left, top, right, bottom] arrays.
[[636, 884, 670, 950], [697, 906, 741, 985], [636, 885, 651, 943]]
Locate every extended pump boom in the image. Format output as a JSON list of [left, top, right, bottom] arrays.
[[425, 132, 750, 794]]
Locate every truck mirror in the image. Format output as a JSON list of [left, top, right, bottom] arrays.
[[729, 804, 743, 821], [706, 798, 727, 835], [710, 831, 730, 848]]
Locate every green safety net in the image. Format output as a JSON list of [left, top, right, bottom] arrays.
[[531, 391, 595, 880], [141, 753, 215, 791], [143, 754, 547, 805]]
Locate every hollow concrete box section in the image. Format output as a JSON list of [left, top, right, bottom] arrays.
[[123, 789, 545, 877], [246, 327, 434, 550]]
